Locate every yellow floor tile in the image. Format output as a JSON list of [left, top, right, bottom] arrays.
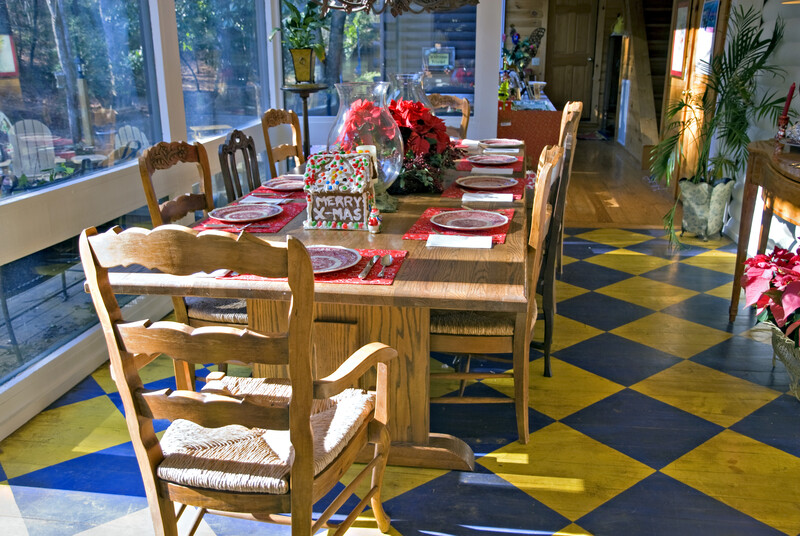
[[92, 356, 203, 393], [662, 430, 800, 535], [555, 280, 590, 302], [675, 235, 731, 249], [479, 422, 654, 521], [533, 315, 604, 353], [339, 463, 447, 503], [681, 249, 737, 274], [561, 254, 578, 267], [631, 360, 781, 427], [430, 357, 461, 398], [739, 324, 773, 345], [0, 397, 130, 479], [485, 358, 624, 421], [556, 523, 594, 535], [597, 277, 698, 311], [585, 249, 672, 275], [706, 281, 736, 300], [611, 312, 731, 359], [574, 229, 655, 249]]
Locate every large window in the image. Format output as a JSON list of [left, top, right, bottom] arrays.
[[176, 0, 269, 141], [279, 2, 477, 118], [0, 0, 159, 200]]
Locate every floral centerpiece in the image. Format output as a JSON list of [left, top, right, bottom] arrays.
[[742, 245, 800, 398], [334, 98, 400, 151], [386, 99, 465, 194]]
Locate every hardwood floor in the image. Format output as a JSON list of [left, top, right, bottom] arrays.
[[566, 140, 679, 228]]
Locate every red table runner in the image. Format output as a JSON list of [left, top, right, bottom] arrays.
[[219, 249, 408, 285], [441, 179, 526, 200], [194, 202, 305, 234], [455, 156, 524, 173], [403, 207, 515, 244]]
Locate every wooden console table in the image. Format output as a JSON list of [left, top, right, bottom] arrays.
[[729, 140, 800, 322]]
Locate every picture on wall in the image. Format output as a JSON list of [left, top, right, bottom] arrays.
[[671, 2, 690, 77], [694, 0, 719, 75]]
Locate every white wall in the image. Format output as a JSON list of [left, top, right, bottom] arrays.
[[723, 0, 800, 250]]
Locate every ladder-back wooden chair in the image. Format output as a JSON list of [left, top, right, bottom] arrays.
[[428, 94, 470, 139], [79, 226, 396, 536], [262, 109, 304, 178], [555, 101, 583, 274], [219, 129, 261, 203], [428, 153, 559, 443], [139, 141, 244, 384]]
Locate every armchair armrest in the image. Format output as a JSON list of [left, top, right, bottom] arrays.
[[313, 342, 397, 399]]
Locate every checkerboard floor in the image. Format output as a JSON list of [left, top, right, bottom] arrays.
[[2, 228, 799, 535]]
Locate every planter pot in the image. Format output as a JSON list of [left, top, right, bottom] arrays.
[[678, 177, 735, 240], [767, 322, 800, 401], [289, 49, 315, 83]]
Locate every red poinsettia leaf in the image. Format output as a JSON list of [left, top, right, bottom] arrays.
[[785, 319, 800, 337], [742, 273, 772, 306], [780, 280, 800, 318]]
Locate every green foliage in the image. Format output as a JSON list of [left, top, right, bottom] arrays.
[[650, 6, 785, 187], [501, 25, 545, 80], [342, 12, 379, 60], [269, 1, 327, 59]]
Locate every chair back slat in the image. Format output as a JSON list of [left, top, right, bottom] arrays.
[[118, 320, 290, 367], [11, 119, 55, 178], [139, 141, 214, 226], [88, 225, 290, 279], [138, 388, 290, 430], [262, 109, 304, 178], [428, 94, 470, 138], [115, 125, 150, 151], [219, 129, 261, 202]]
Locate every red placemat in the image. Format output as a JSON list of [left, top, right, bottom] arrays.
[[250, 184, 307, 200], [441, 179, 526, 200], [195, 202, 305, 233], [455, 156, 524, 172], [219, 249, 408, 285], [403, 207, 515, 244], [524, 172, 536, 189]]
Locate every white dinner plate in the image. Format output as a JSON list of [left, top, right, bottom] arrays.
[[479, 138, 524, 148], [306, 246, 362, 274], [208, 204, 282, 223], [466, 154, 519, 166], [429, 210, 509, 231], [455, 176, 518, 190]]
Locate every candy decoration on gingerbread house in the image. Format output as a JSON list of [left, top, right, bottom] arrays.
[[303, 151, 379, 232]]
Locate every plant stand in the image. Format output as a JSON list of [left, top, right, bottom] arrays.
[[768, 323, 800, 401]]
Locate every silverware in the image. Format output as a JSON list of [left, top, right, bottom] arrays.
[[358, 255, 381, 279], [377, 254, 393, 278]]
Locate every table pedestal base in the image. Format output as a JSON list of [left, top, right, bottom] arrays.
[[358, 433, 474, 471]]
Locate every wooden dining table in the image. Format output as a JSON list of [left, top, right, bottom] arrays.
[[105, 145, 529, 472]]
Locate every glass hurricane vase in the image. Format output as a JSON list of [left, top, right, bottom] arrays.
[[327, 82, 403, 189], [391, 73, 433, 109]]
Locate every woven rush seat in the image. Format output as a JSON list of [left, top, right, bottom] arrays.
[[157, 386, 375, 494], [430, 310, 516, 337], [184, 296, 247, 324]]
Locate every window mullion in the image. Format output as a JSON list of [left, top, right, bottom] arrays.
[[149, 0, 187, 142]]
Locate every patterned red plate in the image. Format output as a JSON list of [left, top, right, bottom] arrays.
[[455, 176, 519, 190], [466, 154, 519, 166], [262, 175, 305, 191], [208, 204, 282, 223], [307, 246, 362, 274], [429, 209, 509, 231], [479, 138, 524, 148]]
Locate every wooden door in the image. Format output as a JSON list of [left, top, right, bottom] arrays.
[[545, 0, 598, 119]]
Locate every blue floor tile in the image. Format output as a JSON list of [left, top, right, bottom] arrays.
[[576, 472, 784, 536], [559, 261, 632, 290], [562, 389, 723, 469], [730, 394, 800, 458], [662, 293, 758, 333], [555, 333, 682, 386], [45, 375, 106, 410], [562, 236, 616, 260], [641, 262, 732, 292], [556, 292, 654, 330], [691, 337, 791, 392]]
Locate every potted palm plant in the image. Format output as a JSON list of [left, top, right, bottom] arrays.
[[650, 6, 785, 244], [269, 1, 327, 84]]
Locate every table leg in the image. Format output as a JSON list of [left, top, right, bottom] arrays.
[[730, 176, 759, 322], [301, 94, 310, 158]]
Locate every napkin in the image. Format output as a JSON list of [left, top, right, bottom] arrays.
[[192, 269, 232, 277], [461, 192, 514, 203], [239, 196, 291, 205], [471, 167, 514, 175], [426, 234, 493, 249], [483, 147, 520, 154]]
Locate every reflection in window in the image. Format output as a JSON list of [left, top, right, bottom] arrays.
[[0, 206, 151, 386], [176, 0, 268, 141], [279, 2, 477, 117], [0, 0, 159, 200]]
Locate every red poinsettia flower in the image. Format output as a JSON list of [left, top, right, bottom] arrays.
[[742, 245, 800, 339]]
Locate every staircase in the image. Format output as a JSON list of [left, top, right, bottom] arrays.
[[642, 1, 673, 131]]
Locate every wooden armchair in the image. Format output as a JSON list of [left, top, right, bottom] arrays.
[[429, 152, 560, 442], [262, 109, 304, 178], [80, 225, 396, 536], [428, 94, 470, 139], [555, 101, 583, 274], [219, 129, 262, 203], [139, 141, 244, 384]]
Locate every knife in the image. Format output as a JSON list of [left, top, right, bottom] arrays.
[[359, 254, 381, 279]]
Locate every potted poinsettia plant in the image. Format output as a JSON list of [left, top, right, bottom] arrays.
[[387, 99, 465, 194], [269, 1, 327, 83], [742, 245, 800, 399]]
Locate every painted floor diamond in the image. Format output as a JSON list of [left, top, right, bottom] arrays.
[[1, 227, 798, 535]]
